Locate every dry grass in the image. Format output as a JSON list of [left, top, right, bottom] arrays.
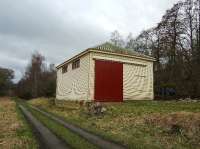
[[29, 97, 80, 110], [28, 97, 51, 107], [0, 97, 37, 149], [144, 112, 200, 146], [28, 98, 200, 149]]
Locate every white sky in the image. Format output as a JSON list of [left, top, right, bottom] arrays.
[[0, 0, 179, 82]]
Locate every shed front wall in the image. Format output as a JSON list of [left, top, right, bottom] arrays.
[[56, 53, 90, 100], [89, 52, 154, 101]]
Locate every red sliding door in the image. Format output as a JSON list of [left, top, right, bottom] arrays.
[[94, 60, 123, 102]]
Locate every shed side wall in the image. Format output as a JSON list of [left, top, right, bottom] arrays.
[[56, 53, 90, 100], [89, 52, 154, 100]]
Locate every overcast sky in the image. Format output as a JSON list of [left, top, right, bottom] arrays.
[[0, 0, 179, 82]]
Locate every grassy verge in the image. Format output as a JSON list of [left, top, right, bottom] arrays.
[[0, 97, 38, 149], [28, 98, 200, 149], [27, 105, 98, 149]]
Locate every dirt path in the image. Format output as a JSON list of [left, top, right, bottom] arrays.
[[19, 105, 70, 149], [29, 105, 126, 149]]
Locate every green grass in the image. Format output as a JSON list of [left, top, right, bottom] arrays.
[[27, 105, 98, 149], [15, 103, 39, 149], [28, 98, 200, 149]]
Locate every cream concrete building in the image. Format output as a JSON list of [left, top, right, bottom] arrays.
[[56, 42, 155, 102]]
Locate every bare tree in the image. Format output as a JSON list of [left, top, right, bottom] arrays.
[[110, 0, 200, 98], [17, 52, 56, 99], [110, 30, 125, 47]]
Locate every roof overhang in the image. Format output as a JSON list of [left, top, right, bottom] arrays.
[[56, 49, 156, 69], [56, 49, 90, 69]]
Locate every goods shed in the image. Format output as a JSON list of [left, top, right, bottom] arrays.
[[56, 42, 155, 102]]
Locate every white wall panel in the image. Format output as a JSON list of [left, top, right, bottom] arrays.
[[56, 54, 90, 100]]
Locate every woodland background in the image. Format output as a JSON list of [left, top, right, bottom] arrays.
[[1, 0, 200, 99]]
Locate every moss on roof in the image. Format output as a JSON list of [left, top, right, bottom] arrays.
[[57, 42, 155, 68], [90, 42, 154, 59]]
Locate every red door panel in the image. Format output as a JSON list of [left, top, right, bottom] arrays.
[[94, 60, 123, 102]]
